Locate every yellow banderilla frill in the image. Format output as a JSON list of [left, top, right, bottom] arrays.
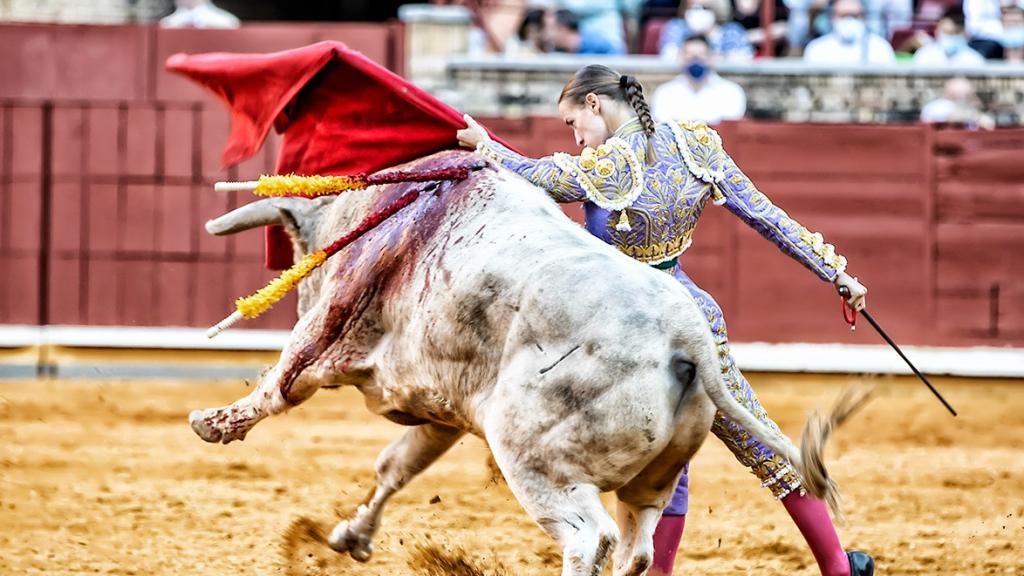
[[213, 174, 367, 197], [205, 250, 327, 338]]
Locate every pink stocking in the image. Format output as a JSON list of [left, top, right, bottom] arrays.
[[782, 492, 850, 576], [649, 514, 686, 576]]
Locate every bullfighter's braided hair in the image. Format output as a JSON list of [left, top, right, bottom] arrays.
[[558, 64, 656, 163]]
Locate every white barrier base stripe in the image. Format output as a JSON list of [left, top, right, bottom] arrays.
[[0, 325, 1022, 378], [0, 325, 290, 350]]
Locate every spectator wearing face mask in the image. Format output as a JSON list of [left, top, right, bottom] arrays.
[[803, 0, 896, 64], [651, 35, 747, 125], [913, 8, 986, 66], [1001, 3, 1024, 62], [658, 0, 755, 61]]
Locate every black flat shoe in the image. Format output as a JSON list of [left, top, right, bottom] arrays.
[[848, 551, 875, 576]]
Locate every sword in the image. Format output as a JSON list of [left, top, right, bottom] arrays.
[[838, 285, 958, 417]]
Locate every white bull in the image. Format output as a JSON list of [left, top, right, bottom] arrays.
[[189, 150, 849, 576]]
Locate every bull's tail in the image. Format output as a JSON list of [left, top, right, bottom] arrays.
[[673, 345, 871, 519]]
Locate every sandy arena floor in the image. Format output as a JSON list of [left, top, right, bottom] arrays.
[[1, 373, 1022, 575]]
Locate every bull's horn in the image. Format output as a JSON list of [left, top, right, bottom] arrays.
[[205, 197, 310, 236]]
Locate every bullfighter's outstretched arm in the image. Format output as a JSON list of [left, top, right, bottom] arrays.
[[671, 121, 848, 283], [475, 138, 644, 212]]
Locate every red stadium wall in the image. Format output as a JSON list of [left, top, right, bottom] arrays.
[[1, 24, 1021, 348]]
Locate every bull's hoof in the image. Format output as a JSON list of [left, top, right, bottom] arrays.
[[190, 409, 224, 443], [189, 408, 250, 445], [328, 521, 374, 562]]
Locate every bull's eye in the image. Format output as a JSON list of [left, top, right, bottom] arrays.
[[422, 182, 440, 192]]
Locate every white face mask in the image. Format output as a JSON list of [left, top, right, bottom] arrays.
[[833, 16, 865, 42], [685, 8, 716, 34]]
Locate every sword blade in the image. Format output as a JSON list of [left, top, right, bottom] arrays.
[[860, 309, 958, 417]]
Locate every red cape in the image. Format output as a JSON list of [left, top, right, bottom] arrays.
[[166, 40, 509, 268]]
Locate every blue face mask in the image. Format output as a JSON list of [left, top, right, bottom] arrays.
[[685, 61, 708, 80], [1003, 28, 1024, 49], [937, 35, 968, 55]]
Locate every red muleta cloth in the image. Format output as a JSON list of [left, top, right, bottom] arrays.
[[166, 40, 510, 269]]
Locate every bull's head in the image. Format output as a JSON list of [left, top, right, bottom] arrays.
[[206, 196, 336, 317]]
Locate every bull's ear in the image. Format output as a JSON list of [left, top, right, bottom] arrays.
[[277, 207, 307, 254]]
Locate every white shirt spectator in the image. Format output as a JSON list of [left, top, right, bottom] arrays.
[[160, 1, 240, 29], [964, 0, 1003, 41], [651, 73, 747, 125], [803, 31, 896, 64], [912, 42, 986, 66]]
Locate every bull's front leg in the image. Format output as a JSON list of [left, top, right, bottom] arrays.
[[189, 296, 337, 444], [329, 422, 463, 561]]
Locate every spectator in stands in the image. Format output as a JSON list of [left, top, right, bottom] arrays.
[[659, 0, 755, 61], [921, 76, 996, 129], [964, 0, 1005, 57], [784, 0, 830, 55], [160, 0, 239, 28], [862, 0, 912, 40], [546, 8, 624, 54], [556, 0, 643, 54], [803, 0, 896, 64], [507, 8, 550, 55], [913, 8, 986, 65], [1000, 3, 1024, 61], [652, 35, 747, 123]]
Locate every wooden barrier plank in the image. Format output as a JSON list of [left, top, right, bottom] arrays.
[[154, 261, 194, 327], [1, 254, 39, 325], [936, 181, 1024, 222], [0, 24, 149, 101], [120, 184, 157, 254], [124, 107, 158, 178], [52, 107, 84, 177], [85, 258, 119, 325], [8, 179, 42, 253], [935, 222, 1024, 291], [87, 107, 120, 177], [47, 254, 82, 325], [192, 261, 231, 329], [729, 122, 929, 178], [162, 107, 195, 179], [119, 260, 158, 326], [156, 185, 194, 256], [11, 106, 42, 178], [50, 181, 82, 255], [87, 184, 120, 255]]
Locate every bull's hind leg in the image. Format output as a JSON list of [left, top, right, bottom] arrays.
[[329, 422, 463, 562], [612, 501, 663, 576], [189, 296, 338, 444], [489, 448, 619, 576]]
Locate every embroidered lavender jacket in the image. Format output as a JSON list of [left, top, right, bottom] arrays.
[[476, 118, 847, 281]]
